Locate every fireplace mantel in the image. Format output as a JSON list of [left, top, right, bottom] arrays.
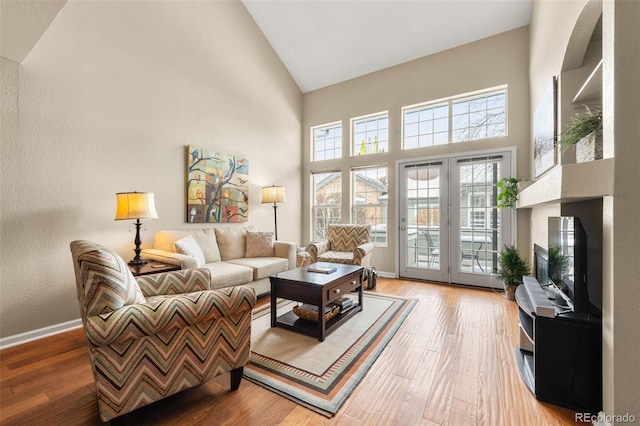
[[517, 158, 614, 208]]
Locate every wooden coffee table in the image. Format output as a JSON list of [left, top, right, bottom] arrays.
[[269, 262, 364, 341]]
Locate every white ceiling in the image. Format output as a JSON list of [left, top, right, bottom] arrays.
[[242, 0, 532, 93]]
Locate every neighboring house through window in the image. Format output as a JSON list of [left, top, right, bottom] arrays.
[[311, 171, 342, 240], [351, 165, 388, 244]]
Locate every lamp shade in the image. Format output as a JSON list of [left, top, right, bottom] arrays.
[[261, 185, 286, 204], [114, 192, 159, 220]]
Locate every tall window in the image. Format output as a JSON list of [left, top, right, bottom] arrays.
[[351, 165, 388, 244], [312, 122, 342, 161], [312, 171, 342, 240], [352, 112, 389, 156], [402, 87, 507, 149]]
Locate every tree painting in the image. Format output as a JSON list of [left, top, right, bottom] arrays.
[[186, 145, 249, 223]]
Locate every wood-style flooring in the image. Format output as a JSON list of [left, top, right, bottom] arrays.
[[0, 278, 579, 425]]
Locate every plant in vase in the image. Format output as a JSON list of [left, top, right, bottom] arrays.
[[558, 106, 603, 162], [497, 245, 531, 300], [496, 177, 520, 208]]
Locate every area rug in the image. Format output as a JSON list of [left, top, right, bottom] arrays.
[[243, 292, 416, 417]]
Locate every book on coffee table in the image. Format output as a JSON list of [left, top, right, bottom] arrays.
[[307, 265, 337, 274]]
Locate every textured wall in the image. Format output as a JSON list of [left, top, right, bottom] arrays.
[[530, 0, 640, 418], [0, 1, 302, 338]]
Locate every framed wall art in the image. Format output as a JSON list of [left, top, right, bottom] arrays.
[[186, 145, 249, 223], [533, 76, 558, 177]]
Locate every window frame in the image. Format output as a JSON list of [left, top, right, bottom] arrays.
[[311, 121, 343, 162], [351, 164, 389, 246], [311, 171, 342, 241], [350, 111, 389, 157], [402, 86, 508, 150]]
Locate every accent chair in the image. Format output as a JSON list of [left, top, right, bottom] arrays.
[[306, 224, 373, 267], [70, 240, 256, 422]]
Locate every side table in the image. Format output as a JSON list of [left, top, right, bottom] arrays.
[[128, 261, 180, 277]]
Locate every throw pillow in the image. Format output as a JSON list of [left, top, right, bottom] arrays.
[[215, 226, 254, 260], [190, 229, 222, 263], [174, 235, 206, 267], [245, 231, 275, 257]]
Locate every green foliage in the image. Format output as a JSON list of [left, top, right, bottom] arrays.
[[559, 107, 603, 153], [497, 245, 531, 288], [496, 177, 520, 208], [548, 245, 569, 286]]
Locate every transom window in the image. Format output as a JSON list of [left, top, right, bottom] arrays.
[[352, 112, 389, 156], [402, 87, 507, 149], [311, 171, 342, 240], [403, 102, 449, 149], [351, 165, 388, 244], [452, 90, 506, 142], [312, 122, 342, 161]]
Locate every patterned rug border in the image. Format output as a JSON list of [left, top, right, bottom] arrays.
[[243, 292, 417, 417]]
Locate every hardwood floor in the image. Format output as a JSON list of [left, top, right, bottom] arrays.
[[0, 278, 579, 425]]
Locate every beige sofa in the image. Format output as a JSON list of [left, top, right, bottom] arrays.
[[141, 226, 296, 296]]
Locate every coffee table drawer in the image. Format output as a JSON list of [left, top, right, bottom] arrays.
[[327, 276, 360, 302]]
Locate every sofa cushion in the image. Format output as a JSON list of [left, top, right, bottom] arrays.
[[245, 231, 275, 257], [174, 235, 206, 267], [318, 250, 355, 264], [215, 226, 254, 260], [203, 261, 254, 290], [227, 257, 288, 280]]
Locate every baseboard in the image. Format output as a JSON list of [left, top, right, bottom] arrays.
[[0, 318, 83, 350], [1, 272, 397, 349]]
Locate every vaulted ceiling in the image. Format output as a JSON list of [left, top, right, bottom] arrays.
[[242, 0, 532, 92], [1, 0, 532, 93]]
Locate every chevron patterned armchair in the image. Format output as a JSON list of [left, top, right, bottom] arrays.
[[70, 240, 256, 422], [307, 224, 373, 267]]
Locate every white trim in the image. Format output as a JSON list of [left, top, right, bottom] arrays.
[[0, 318, 83, 350], [377, 270, 396, 279]]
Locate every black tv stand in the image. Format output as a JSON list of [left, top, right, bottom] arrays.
[[515, 284, 602, 413]]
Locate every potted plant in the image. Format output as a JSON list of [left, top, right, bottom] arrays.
[[497, 244, 531, 300], [548, 245, 569, 288], [558, 106, 603, 162], [496, 177, 520, 208]]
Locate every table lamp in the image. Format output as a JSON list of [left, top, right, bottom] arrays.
[[115, 191, 158, 265]]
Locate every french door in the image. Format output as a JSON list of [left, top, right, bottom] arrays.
[[398, 151, 514, 288]]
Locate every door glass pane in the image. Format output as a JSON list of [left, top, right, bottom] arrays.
[[458, 159, 501, 274], [405, 163, 441, 270]]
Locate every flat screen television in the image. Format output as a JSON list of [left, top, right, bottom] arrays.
[[548, 216, 589, 314]]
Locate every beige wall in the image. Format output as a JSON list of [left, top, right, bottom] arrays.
[[0, 0, 302, 339], [530, 0, 640, 420], [604, 0, 640, 419], [301, 27, 531, 275]]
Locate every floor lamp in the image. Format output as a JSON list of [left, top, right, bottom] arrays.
[[261, 185, 286, 240], [115, 191, 158, 265]]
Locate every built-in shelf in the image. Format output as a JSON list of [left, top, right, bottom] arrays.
[[517, 158, 614, 208], [573, 59, 603, 104]]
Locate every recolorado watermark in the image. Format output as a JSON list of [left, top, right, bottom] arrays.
[[575, 412, 636, 424]]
